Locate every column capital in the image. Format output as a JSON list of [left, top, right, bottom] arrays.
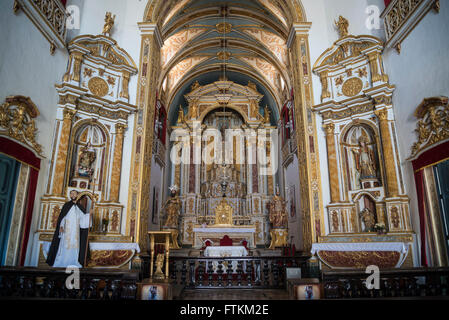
[[324, 123, 335, 135], [287, 22, 312, 48], [115, 123, 127, 135], [63, 108, 76, 120], [138, 22, 163, 48], [374, 108, 389, 121]]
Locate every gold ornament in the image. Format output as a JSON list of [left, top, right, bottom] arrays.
[[217, 51, 231, 61], [102, 12, 116, 36], [335, 15, 349, 38], [342, 78, 363, 97], [216, 22, 232, 34], [268, 190, 288, 228], [88, 77, 109, 97], [411, 96, 449, 157], [0, 96, 42, 156], [214, 199, 233, 226]]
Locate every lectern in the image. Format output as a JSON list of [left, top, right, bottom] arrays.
[[147, 231, 171, 280]]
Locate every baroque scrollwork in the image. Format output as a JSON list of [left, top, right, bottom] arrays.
[[410, 96, 449, 157], [0, 96, 43, 156]]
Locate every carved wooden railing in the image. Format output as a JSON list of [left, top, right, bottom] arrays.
[[0, 267, 139, 300], [141, 254, 316, 289], [15, 0, 68, 53], [381, 0, 440, 53], [282, 138, 296, 166], [152, 137, 166, 167], [322, 267, 449, 299]]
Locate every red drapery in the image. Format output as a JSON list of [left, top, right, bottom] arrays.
[[0, 137, 41, 266], [412, 140, 449, 267], [384, 0, 392, 7]]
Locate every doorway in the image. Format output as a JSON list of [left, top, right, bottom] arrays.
[[0, 153, 21, 265], [434, 159, 449, 259]]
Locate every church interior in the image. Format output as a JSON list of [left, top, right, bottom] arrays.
[[0, 0, 449, 301]]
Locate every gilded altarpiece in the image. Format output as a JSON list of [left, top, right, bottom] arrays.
[[171, 80, 276, 247], [37, 34, 139, 268], [312, 31, 414, 268], [134, 1, 324, 255]]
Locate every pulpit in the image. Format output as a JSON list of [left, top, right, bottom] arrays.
[[192, 198, 256, 248]]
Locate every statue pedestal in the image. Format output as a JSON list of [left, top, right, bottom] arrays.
[[360, 177, 379, 189], [163, 228, 180, 249], [269, 228, 288, 249]]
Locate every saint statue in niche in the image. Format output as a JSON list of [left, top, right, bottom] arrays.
[[268, 189, 288, 228], [77, 142, 96, 178], [162, 186, 181, 229], [360, 207, 376, 232], [352, 133, 377, 180]]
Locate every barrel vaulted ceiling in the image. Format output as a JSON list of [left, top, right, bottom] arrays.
[[143, 0, 306, 123]]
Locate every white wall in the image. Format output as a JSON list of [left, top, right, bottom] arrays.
[[0, 2, 69, 265], [382, 3, 449, 264]]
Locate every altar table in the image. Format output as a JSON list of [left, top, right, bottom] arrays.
[[204, 246, 248, 273], [193, 226, 256, 249], [311, 242, 409, 269]]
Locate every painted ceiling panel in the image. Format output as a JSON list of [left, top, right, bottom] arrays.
[[157, 0, 295, 128]]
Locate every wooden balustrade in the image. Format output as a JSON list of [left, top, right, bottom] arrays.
[[0, 267, 139, 300], [322, 268, 449, 299], [140, 255, 313, 289]]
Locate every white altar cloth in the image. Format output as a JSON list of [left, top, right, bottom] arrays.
[[204, 245, 248, 258], [204, 246, 248, 273], [194, 227, 256, 233], [42, 241, 141, 258], [311, 242, 408, 254]]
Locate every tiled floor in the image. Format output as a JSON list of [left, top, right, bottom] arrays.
[[179, 289, 289, 300]]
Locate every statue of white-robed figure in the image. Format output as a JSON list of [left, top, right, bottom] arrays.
[[46, 190, 91, 268]]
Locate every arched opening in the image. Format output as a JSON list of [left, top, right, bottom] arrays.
[[131, 0, 323, 259]]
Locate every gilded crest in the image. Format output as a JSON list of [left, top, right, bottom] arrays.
[[88, 77, 109, 97], [0, 96, 42, 156], [342, 77, 363, 97]]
